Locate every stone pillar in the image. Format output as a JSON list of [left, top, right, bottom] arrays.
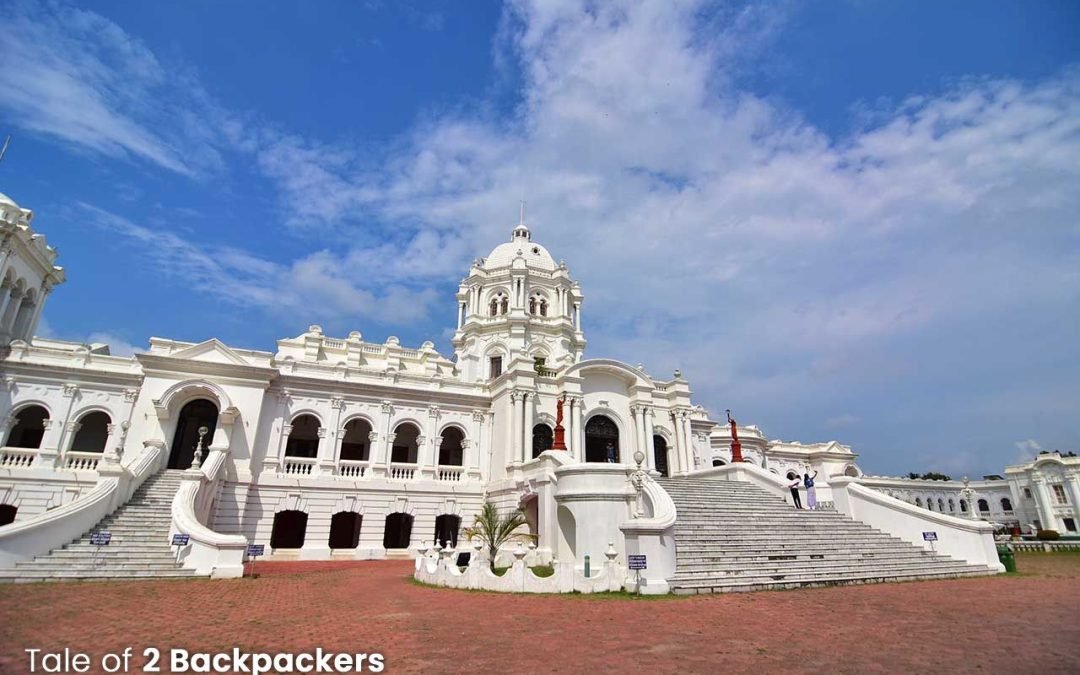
[[643, 408, 652, 470], [422, 405, 440, 478], [505, 393, 517, 467], [468, 409, 484, 478], [263, 390, 289, 471], [573, 396, 585, 461], [681, 413, 696, 471], [1032, 476, 1060, 531], [0, 283, 13, 329], [0, 288, 23, 337], [672, 411, 687, 476], [523, 393, 535, 462]]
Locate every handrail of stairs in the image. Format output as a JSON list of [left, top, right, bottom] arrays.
[[0, 443, 165, 568], [619, 475, 679, 594], [170, 447, 248, 578], [830, 477, 1004, 572]]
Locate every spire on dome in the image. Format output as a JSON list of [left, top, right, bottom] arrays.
[[512, 199, 530, 241]]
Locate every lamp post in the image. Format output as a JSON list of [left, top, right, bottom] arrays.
[[192, 426, 209, 469], [630, 450, 647, 518]]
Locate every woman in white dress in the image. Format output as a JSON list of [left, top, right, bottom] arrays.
[[803, 470, 819, 509]]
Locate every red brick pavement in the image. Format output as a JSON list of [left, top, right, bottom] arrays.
[[1, 554, 1078, 674]]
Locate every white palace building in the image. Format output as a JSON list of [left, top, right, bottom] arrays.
[[0, 188, 1076, 591]]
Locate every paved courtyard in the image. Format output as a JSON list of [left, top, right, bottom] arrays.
[[1, 553, 1078, 674]]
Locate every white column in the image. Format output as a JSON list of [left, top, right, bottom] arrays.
[[505, 393, 516, 466], [572, 396, 585, 461], [1033, 477, 1059, 531], [681, 413, 695, 471], [320, 397, 345, 474], [644, 408, 657, 472], [523, 393, 534, 462], [508, 392, 521, 466], [1067, 476, 1080, 528], [275, 423, 293, 470], [0, 288, 23, 336], [0, 284, 13, 327], [672, 412, 688, 475], [423, 406, 440, 477], [376, 401, 394, 476]]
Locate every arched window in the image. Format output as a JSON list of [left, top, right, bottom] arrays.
[[391, 423, 420, 463], [712, 458, 726, 467], [529, 297, 537, 314], [383, 513, 413, 549], [489, 298, 498, 316], [1001, 497, 1013, 512], [978, 499, 990, 513], [70, 412, 111, 453], [500, 296, 508, 314], [539, 299, 548, 317], [948, 499, 955, 512], [960, 499, 968, 513], [653, 435, 669, 477], [434, 514, 461, 548], [328, 512, 362, 549], [340, 418, 372, 461], [6, 405, 49, 449], [270, 510, 308, 549], [0, 504, 16, 527], [532, 423, 553, 458], [286, 415, 320, 458], [926, 499, 933, 511], [438, 427, 465, 466], [584, 415, 619, 463], [915, 498, 923, 507], [937, 498, 945, 512]]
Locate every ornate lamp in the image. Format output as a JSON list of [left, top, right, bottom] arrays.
[[192, 426, 209, 469]]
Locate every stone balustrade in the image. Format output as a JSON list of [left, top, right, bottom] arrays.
[[436, 465, 464, 482], [337, 460, 368, 478], [0, 446, 37, 469], [281, 456, 316, 476], [389, 463, 417, 480], [63, 451, 101, 472]]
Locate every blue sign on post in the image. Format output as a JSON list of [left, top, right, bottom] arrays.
[[628, 554, 647, 571], [247, 544, 265, 557], [172, 534, 190, 546], [90, 531, 111, 546], [922, 532, 938, 542]]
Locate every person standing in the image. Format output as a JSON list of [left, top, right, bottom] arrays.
[[804, 470, 819, 510], [605, 441, 617, 463], [788, 477, 802, 509]]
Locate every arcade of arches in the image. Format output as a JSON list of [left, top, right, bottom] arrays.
[[391, 424, 420, 464], [340, 418, 372, 461], [168, 399, 218, 470], [6, 405, 49, 449], [70, 412, 110, 454], [263, 511, 463, 551], [438, 427, 464, 466], [286, 415, 320, 458]]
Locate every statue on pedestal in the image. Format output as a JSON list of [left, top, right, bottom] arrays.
[[726, 409, 743, 463], [553, 396, 568, 451]]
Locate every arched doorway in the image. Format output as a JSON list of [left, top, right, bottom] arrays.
[[438, 427, 464, 466], [270, 510, 308, 549], [0, 504, 16, 526], [383, 513, 413, 549], [433, 514, 461, 548], [286, 415, 320, 458], [328, 512, 362, 549], [532, 423, 553, 458], [653, 435, 669, 477], [585, 415, 619, 463], [168, 399, 218, 469], [7, 405, 49, 449], [70, 412, 111, 453]]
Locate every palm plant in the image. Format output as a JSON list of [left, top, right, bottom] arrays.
[[463, 501, 532, 571]]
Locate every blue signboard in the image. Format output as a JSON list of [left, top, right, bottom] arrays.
[[628, 554, 647, 571], [90, 531, 111, 546], [247, 544, 265, 557], [922, 532, 938, 542], [172, 534, 190, 546]]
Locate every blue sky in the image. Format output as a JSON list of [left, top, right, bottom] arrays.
[[1, 0, 1078, 477]]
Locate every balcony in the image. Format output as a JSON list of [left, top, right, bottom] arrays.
[[282, 456, 316, 476], [0, 446, 38, 469], [436, 465, 464, 482], [64, 451, 101, 472], [388, 463, 418, 480], [337, 460, 369, 478]]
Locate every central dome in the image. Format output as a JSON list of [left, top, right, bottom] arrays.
[[483, 225, 558, 271]]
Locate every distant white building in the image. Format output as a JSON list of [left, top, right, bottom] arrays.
[[0, 188, 1070, 584]]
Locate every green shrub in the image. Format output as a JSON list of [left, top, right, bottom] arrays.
[[530, 564, 555, 578], [1036, 529, 1060, 540]]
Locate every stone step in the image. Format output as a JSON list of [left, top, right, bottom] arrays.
[[672, 558, 967, 577], [670, 567, 994, 594], [0, 570, 200, 583], [676, 547, 936, 561]]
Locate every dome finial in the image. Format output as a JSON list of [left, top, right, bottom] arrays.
[[512, 199, 530, 240]]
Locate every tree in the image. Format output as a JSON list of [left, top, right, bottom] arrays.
[[463, 501, 532, 571], [907, 472, 952, 481]]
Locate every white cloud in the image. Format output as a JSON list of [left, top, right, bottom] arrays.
[[1015, 439, 1043, 461], [86, 332, 142, 357]]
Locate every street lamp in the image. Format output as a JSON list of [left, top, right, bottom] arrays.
[[193, 426, 209, 469]]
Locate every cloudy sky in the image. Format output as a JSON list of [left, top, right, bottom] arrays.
[[1, 0, 1078, 477]]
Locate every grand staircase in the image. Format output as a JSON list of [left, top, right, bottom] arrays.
[[657, 476, 996, 594], [0, 469, 203, 583]]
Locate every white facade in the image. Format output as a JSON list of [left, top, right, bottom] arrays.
[[0, 189, 1054, 582]]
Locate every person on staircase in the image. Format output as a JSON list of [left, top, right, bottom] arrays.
[[788, 477, 803, 509], [803, 470, 819, 510]]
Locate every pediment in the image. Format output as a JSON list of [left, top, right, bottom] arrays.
[[167, 339, 251, 367]]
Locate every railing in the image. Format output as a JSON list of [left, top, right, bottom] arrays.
[[399, 348, 419, 358], [323, 338, 345, 349], [437, 465, 464, 482], [0, 446, 38, 469], [362, 344, 383, 354], [338, 460, 368, 478], [282, 456, 316, 476], [534, 366, 558, 378], [389, 463, 418, 480], [64, 451, 101, 472]]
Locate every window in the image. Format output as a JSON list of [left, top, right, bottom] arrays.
[[1001, 497, 1013, 512], [948, 499, 955, 512], [1053, 484, 1068, 505], [960, 499, 968, 513], [1024, 488, 1033, 499], [978, 499, 990, 513], [489, 356, 503, 379], [1065, 518, 1077, 533]]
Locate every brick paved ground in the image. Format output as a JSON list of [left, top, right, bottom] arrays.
[[2, 553, 1079, 674]]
